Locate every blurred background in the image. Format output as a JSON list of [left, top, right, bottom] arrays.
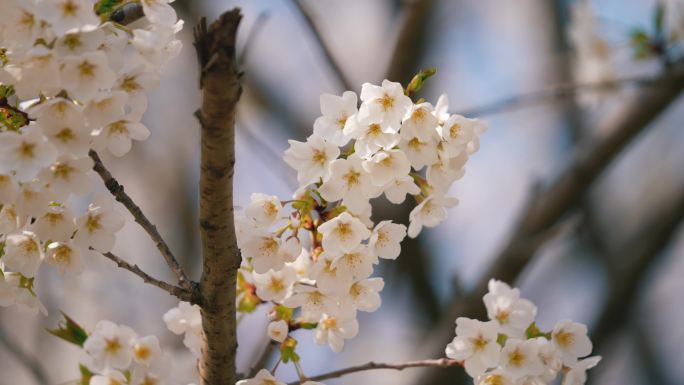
[[1, 0, 683, 384]]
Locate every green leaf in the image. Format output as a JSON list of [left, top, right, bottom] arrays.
[[496, 333, 508, 346], [79, 364, 93, 385], [405, 67, 437, 96], [299, 322, 318, 330], [0, 102, 29, 132], [629, 28, 654, 60], [280, 337, 300, 363], [47, 313, 89, 348], [0, 85, 13, 99], [525, 322, 551, 339], [94, 0, 125, 16], [0, 48, 8, 66], [274, 305, 294, 322]]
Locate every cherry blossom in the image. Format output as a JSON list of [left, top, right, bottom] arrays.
[[268, 320, 289, 343], [84, 320, 137, 370], [315, 311, 359, 353], [283, 134, 340, 187], [483, 279, 537, 337], [317, 212, 371, 255], [3, 231, 43, 278], [237, 369, 286, 385], [445, 318, 501, 377], [313, 91, 358, 146], [551, 320, 593, 365]]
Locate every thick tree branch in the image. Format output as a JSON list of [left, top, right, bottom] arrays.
[[288, 358, 461, 384], [194, 9, 243, 385], [289, 0, 354, 91], [89, 150, 191, 289], [416, 63, 684, 385], [98, 250, 193, 302]]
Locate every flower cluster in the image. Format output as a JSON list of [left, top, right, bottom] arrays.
[[165, 79, 487, 384], [445, 280, 601, 385], [0, 0, 181, 312], [83, 320, 173, 385], [234, 81, 485, 354], [163, 301, 203, 358]]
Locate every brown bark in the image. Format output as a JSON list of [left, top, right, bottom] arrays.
[[193, 10, 243, 385]]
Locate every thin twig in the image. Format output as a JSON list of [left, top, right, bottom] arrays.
[[98, 250, 193, 302], [89, 150, 192, 289], [287, 358, 461, 384], [289, 0, 354, 91], [0, 319, 49, 385], [248, 340, 278, 378]]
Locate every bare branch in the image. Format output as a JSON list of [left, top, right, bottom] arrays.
[[247, 340, 278, 378], [98, 250, 193, 302], [194, 9, 243, 385], [89, 150, 192, 289], [590, 186, 684, 345], [239, 11, 270, 66], [416, 62, 684, 385], [289, 0, 354, 90], [0, 319, 49, 385], [459, 74, 666, 117], [386, 0, 436, 85], [288, 358, 461, 384]]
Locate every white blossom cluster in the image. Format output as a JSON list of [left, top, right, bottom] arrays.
[[83, 320, 174, 385], [0, 0, 181, 312], [161, 80, 488, 385], [233, 80, 486, 354], [445, 280, 601, 385]]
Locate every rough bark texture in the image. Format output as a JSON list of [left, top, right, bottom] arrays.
[[194, 9, 243, 385]]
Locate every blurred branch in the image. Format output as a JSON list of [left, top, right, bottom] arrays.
[[98, 250, 194, 302], [0, 320, 49, 385], [239, 11, 270, 67], [247, 340, 278, 378], [386, 0, 436, 85], [379, 0, 442, 324], [289, 0, 354, 90], [459, 74, 666, 117], [90, 150, 192, 289], [236, 115, 294, 189], [584, 186, 684, 385], [630, 323, 671, 385], [415, 61, 684, 385], [288, 358, 461, 385], [590, 187, 684, 345]]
